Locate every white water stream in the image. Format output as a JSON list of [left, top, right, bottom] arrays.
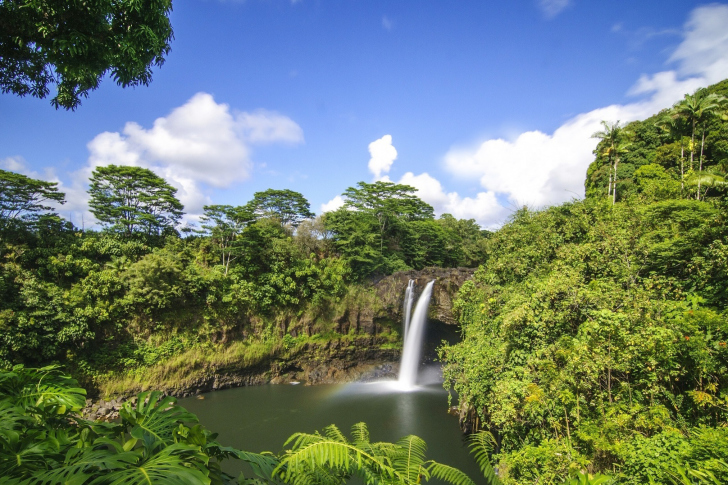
[[397, 280, 435, 389], [402, 279, 415, 343]]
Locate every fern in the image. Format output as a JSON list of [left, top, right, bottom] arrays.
[[427, 462, 477, 485], [468, 431, 502, 485]]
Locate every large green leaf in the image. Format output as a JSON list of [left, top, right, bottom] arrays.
[[90, 443, 211, 485], [0, 366, 86, 413], [120, 391, 197, 446]]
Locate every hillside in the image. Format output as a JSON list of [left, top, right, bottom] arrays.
[[441, 79, 728, 483]]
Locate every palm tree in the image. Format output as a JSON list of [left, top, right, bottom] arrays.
[[592, 121, 629, 204], [672, 91, 725, 198]]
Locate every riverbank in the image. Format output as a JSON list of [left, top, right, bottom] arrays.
[[82, 333, 401, 420]]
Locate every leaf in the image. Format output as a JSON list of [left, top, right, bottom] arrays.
[[427, 462, 477, 485], [91, 443, 211, 485], [468, 431, 502, 485], [120, 391, 198, 446]]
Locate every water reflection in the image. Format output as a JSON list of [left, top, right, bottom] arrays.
[[179, 367, 478, 482]]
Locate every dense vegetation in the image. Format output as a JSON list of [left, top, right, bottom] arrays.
[[0, 164, 487, 391], [0, 365, 510, 485], [440, 80, 728, 483]]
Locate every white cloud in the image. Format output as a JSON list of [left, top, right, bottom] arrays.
[[398, 172, 506, 228], [368, 134, 398, 179], [237, 109, 304, 144], [669, 4, 728, 84], [444, 3, 728, 210], [1, 156, 30, 174], [84, 92, 303, 220], [382, 16, 393, 31], [537, 0, 572, 19], [321, 195, 345, 213], [337, 136, 508, 227]]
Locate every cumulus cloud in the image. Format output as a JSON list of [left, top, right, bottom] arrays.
[[322, 135, 507, 226], [537, 0, 572, 19], [84, 92, 303, 220], [321, 195, 345, 213], [669, 4, 728, 83], [368, 134, 398, 179], [444, 3, 728, 210], [398, 172, 506, 228]]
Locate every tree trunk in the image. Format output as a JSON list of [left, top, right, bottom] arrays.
[[612, 156, 619, 205], [698, 124, 706, 200], [680, 140, 685, 191], [690, 120, 696, 171]]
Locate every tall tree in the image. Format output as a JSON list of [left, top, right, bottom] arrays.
[[249, 189, 314, 227], [672, 90, 725, 197], [592, 121, 629, 204], [342, 181, 434, 253], [656, 113, 688, 189], [88, 165, 183, 236], [0, 168, 65, 228], [0, 0, 173, 110], [200, 205, 254, 276]]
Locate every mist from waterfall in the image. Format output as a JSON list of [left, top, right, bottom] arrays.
[[398, 280, 435, 389], [402, 279, 415, 343]]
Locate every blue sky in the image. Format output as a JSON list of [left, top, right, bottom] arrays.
[[2, 0, 728, 227]]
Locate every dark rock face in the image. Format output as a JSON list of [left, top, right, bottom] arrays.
[[369, 267, 475, 327], [311, 268, 474, 336]]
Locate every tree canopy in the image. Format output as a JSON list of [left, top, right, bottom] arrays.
[[0, 168, 65, 229], [248, 189, 315, 226], [88, 165, 183, 236], [0, 0, 173, 110], [200, 204, 255, 275]]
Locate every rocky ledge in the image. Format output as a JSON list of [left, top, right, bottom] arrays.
[[83, 336, 400, 420]]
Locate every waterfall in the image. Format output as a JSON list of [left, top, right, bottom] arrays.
[[402, 279, 415, 342], [398, 280, 435, 389]]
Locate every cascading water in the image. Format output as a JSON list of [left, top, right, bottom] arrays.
[[398, 280, 435, 389], [402, 280, 415, 342]]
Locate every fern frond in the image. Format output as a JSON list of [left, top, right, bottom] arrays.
[[427, 461, 478, 485], [468, 431, 502, 485]]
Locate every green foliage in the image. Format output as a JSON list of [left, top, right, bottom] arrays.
[[0, 365, 272, 484], [324, 181, 486, 278], [249, 189, 315, 227], [88, 165, 184, 237], [586, 80, 728, 202], [276, 422, 478, 485], [440, 196, 728, 483], [0, 0, 173, 110], [0, 169, 65, 232]]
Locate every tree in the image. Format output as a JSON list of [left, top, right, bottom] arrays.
[[0, 168, 65, 228], [342, 181, 434, 253], [592, 121, 630, 204], [0, 0, 173, 110], [88, 165, 183, 236], [672, 91, 725, 198], [656, 113, 689, 189], [200, 205, 254, 276], [249, 189, 314, 227]]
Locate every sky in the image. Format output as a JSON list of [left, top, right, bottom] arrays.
[[2, 0, 728, 228]]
